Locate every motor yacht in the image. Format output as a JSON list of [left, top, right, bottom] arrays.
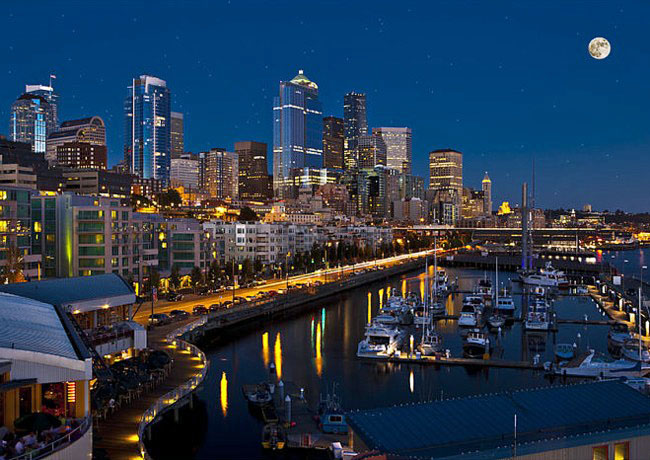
[[418, 326, 444, 356], [608, 322, 633, 347], [463, 328, 490, 356], [519, 262, 568, 288], [357, 323, 404, 358], [548, 349, 640, 378], [525, 299, 551, 331]]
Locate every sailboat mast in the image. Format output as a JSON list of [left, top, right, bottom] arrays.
[[495, 256, 499, 304]]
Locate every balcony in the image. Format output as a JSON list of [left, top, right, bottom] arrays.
[[13, 416, 92, 460]]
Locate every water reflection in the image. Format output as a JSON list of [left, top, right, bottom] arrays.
[[261, 332, 269, 367], [402, 279, 407, 297], [409, 369, 414, 393], [315, 322, 323, 377], [274, 333, 282, 380], [220, 372, 228, 417], [379, 288, 384, 310], [367, 292, 372, 324]]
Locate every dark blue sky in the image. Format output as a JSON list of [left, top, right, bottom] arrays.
[[2, 1, 649, 211]]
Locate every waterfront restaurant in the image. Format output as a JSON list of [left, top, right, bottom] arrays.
[[0, 273, 136, 329], [346, 380, 650, 460], [0, 293, 93, 458]]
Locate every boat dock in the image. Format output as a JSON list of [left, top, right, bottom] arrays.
[[360, 351, 544, 370]]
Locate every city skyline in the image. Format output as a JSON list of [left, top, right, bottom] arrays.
[[1, 1, 649, 210]]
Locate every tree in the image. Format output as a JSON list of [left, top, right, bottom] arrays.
[[0, 247, 25, 284], [145, 268, 160, 294], [238, 206, 258, 222], [241, 258, 253, 281], [157, 189, 182, 208], [129, 193, 152, 209], [170, 264, 181, 290], [190, 266, 203, 291], [253, 258, 263, 275], [208, 260, 222, 288]]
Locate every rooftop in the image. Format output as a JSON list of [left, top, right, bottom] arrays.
[[0, 293, 80, 360], [0, 273, 135, 313], [346, 381, 650, 459], [290, 70, 318, 90]]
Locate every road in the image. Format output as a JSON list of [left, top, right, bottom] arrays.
[[132, 249, 435, 325]]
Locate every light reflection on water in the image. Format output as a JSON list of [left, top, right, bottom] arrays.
[[195, 261, 624, 460]]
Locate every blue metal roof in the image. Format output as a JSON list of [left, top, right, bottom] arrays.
[[0, 274, 134, 308], [346, 381, 650, 459]]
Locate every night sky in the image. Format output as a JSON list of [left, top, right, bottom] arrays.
[[2, 1, 648, 211]]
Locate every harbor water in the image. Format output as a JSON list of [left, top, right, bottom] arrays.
[[171, 263, 622, 459]]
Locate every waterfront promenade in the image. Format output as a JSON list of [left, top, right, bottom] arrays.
[[94, 320, 198, 460]]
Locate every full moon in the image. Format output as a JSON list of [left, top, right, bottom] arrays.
[[588, 37, 611, 59]]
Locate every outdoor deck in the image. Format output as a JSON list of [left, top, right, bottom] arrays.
[[93, 320, 199, 460]]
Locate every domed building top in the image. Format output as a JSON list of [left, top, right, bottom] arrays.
[[482, 171, 491, 183], [290, 70, 318, 89]]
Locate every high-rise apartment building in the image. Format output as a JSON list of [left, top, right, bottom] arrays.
[[46, 116, 106, 165], [203, 148, 238, 200], [358, 135, 387, 169], [373, 127, 412, 174], [0, 186, 41, 280], [235, 141, 271, 201], [343, 92, 367, 170], [273, 70, 323, 199], [322, 116, 344, 170], [56, 142, 107, 169], [9, 94, 55, 155], [170, 111, 184, 156], [170, 153, 199, 190], [124, 75, 171, 185]]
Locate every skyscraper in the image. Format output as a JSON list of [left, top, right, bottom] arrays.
[[358, 135, 387, 169], [46, 116, 106, 165], [203, 148, 238, 200], [170, 111, 184, 156], [373, 127, 412, 173], [124, 75, 171, 185], [235, 141, 271, 200], [9, 93, 55, 154], [322, 116, 344, 170], [25, 83, 59, 129], [482, 172, 492, 215], [343, 92, 367, 170], [429, 149, 463, 196], [273, 70, 323, 199]]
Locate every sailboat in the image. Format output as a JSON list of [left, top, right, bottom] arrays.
[[429, 239, 447, 317], [488, 257, 506, 329], [418, 253, 443, 356]]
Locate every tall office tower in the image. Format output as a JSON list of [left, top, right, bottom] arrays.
[[9, 94, 55, 154], [46, 116, 106, 165], [170, 153, 199, 189], [204, 148, 238, 200], [322, 116, 344, 170], [235, 141, 271, 200], [429, 149, 463, 195], [358, 135, 387, 169], [124, 75, 171, 185], [343, 92, 367, 170], [273, 70, 323, 199], [373, 127, 412, 173], [482, 172, 492, 215], [170, 111, 184, 156], [25, 82, 59, 129]]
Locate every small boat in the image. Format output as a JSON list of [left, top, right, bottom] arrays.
[[317, 386, 348, 434], [429, 300, 446, 317], [608, 323, 632, 346], [261, 423, 286, 450], [487, 314, 506, 329], [555, 343, 575, 361], [476, 278, 493, 300], [418, 324, 444, 356], [494, 296, 516, 315], [525, 299, 551, 331], [373, 313, 399, 325], [458, 311, 478, 327], [549, 349, 641, 378], [463, 328, 490, 356], [357, 323, 404, 358], [621, 339, 650, 363], [243, 383, 273, 406]]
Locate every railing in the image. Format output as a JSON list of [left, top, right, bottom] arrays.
[[13, 416, 91, 460], [137, 317, 208, 460]]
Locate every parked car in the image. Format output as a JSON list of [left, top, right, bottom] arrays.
[[222, 300, 233, 309], [234, 296, 247, 304], [209, 303, 225, 312], [169, 309, 189, 320], [267, 290, 279, 297], [192, 305, 208, 316], [148, 313, 171, 326], [167, 291, 184, 301], [198, 287, 214, 296]]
